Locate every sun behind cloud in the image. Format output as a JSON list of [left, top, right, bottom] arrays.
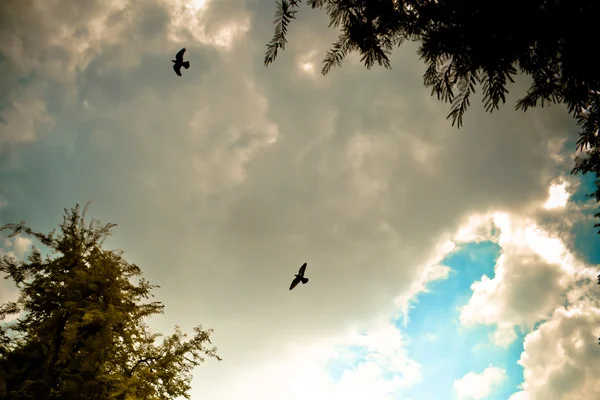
[[544, 181, 570, 209]]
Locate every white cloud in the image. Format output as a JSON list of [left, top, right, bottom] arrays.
[[0, 235, 32, 323], [453, 213, 499, 244], [186, 0, 207, 12], [544, 181, 570, 209], [458, 207, 597, 346], [394, 239, 455, 324], [12, 237, 32, 259], [0, 235, 32, 260], [166, 0, 250, 50], [450, 179, 600, 397], [491, 323, 518, 347], [349, 323, 422, 385], [509, 302, 600, 400], [197, 321, 422, 400], [453, 365, 507, 400]]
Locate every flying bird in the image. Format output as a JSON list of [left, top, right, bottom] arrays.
[[289, 262, 309, 291], [172, 48, 190, 77]]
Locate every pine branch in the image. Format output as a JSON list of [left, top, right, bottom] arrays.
[[430, 57, 458, 103], [307, 0, 326, 8], [360, 43, 392, 70], [447, 75, 474, 128], [264, 0, 303, 67], [322, 35, 352, 75], [574, 94, 600, 151], [482, 67, 515, 113]]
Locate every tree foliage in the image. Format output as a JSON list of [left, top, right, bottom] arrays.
[[0, 203, 221, 400], [265, 0, 600, 232]]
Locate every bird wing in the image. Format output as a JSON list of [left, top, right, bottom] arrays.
[[173, 63, 182, 76], [298, 262, 307, 276], [289, 276, 301, 291], [175, 48, 186, 62]]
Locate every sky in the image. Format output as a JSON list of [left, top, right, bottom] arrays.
[[0, 0, 599, 399]]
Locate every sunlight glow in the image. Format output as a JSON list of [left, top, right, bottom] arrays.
[[167, 0, 249, 49], [211, 24, 248, 49], [297, 50, 318, 76], [187, 0, 207, 11], [544, 182, 570, 209], [302, 62, 314, 72]]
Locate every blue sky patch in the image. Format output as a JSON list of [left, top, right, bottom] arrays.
[[399, 241, 528, 399]]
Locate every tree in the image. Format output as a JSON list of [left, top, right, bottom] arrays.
[[264, 0, 600, 233], [0, 203, 221, 400]]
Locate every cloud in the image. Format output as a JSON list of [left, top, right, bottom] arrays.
[[544, 181, 570, 210], [450, 180, 600, 398], [196, 320, 423, 400], [0, 84, 55, 169], [490, 323, 519, 348], [0, 235, 32, 322], [453, 365, 507, 400], [395, 239, 455, 324], [0, 90, 54, 145], [509, 302, 600, 400], [0, 0, 588, 398], [459, 209, 597, 346], [0, 234, 32, 260]]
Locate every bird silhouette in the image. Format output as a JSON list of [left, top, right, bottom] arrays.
[[289, 262, 309, 291], [172, 48, 190, 77]]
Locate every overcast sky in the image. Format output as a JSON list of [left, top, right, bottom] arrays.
[[1, 0, 599, 399]]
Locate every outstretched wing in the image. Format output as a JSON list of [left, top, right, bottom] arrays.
[[173, 63, 182, 76], [289, 276, 301, 291], [298, 262, 307, 276], [175, 48, 186, 62]]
